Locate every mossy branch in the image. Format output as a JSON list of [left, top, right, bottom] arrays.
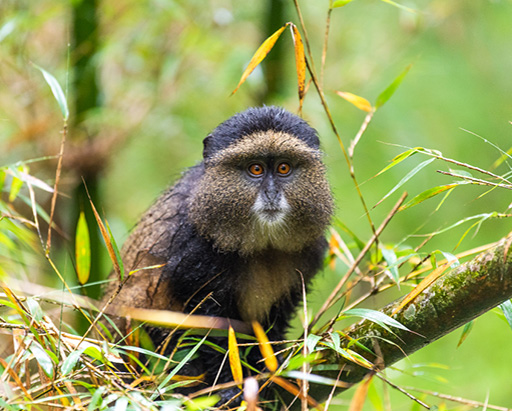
[[294, 235, 512, 405]]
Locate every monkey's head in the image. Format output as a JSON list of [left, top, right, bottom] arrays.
[[189, 106, 333, 255]]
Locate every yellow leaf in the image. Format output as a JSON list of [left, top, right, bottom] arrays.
[[75, 211, 91, 285], [290, 24, 306, 111], [252, 321, 278, 372], [228, 326, 243, 387], [335, 90, 373, 112], [391, 260, 455, 316], [232, 25, 287, 95]]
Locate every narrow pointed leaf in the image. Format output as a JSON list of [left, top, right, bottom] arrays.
[[381, 247, 400, 285], [290, 24, 306, 110], [374, 148, 421, 178], [349, 375, 372, 411], [332, 0, 355, 8], [375, 64, 412, 109], [499, 300, 512, 330], [252, 321, 278, 372], [232, 25, 287, 95], [335, 91, 373, 112], [375, 157, 435, 208], [344, 308, 410, 331], [33, 64, 69, 121], [392, 260, 455, 316], [29, 342, 54, 377], [228, 326, 243, 386], [106, 219, 124, 281], [456, 321, 473, 348], [61, 348, 87, 375], [380, 0, 417, 14], [399, 184, 458, 211], [75, 211, 91, 285]]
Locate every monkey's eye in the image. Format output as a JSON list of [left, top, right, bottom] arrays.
[[248, 163, 265, 177], [276, 162, 292, 176]]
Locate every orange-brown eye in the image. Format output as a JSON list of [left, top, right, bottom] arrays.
[[277, 162, 291, 175], [248, 163, 264, 176]]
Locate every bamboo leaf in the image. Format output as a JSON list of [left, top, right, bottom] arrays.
[[232, 25, 287, 95], [374, 148, 421, 178], [375, 158, 435, 208], [344, 308, 410, 332], [290, 24, 306, 111], [29, 341, 54, 377], [456, 321, 473, 348], [499, 300, 512, 330], [392, 260, 454, 316], [332, 0, 355, 8], [61, 348, 87, 375], [380, 0, 417, 14], [349, 374, 373, 411], [335, 91, 373, 112], [375, 64, 412, 109], [399, 184, 458, 211], [33, 63, 69, 121], [75, 211, 91, 285], [381, 247, 400, 286], [228, 326, 243, 386], [8, 165, 28, 202], [106, 219, 124, 281], [252, 321, 278, 372]]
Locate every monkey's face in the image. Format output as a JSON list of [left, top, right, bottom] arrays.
[[189, 130, 333, 255]]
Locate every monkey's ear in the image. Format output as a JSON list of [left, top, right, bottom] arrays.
[[202, 134, 214, 159]]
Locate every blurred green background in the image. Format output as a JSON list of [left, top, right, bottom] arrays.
[[1, 0, 511, 409]]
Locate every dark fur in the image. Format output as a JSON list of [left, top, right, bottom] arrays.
[[104, 107, 332, 406]]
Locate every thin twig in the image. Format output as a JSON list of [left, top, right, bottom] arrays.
[[310, 192, 408, 330], [403, 387, 512, 411], [437, 170, 512, 190], [377, 374, 431, 409], [46, 123, 67, 254]]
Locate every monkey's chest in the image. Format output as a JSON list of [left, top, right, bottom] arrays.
[[236, 257, 301, 323]]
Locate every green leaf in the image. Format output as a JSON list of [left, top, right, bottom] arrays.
[[399, 184, 458, 211], [440, 251, 459, 268], [375, 158, 435, 208], [381, 247, 400, 285], [500, 300, 512, 330], [61, 348, 87, 375], [374, 148, 420, 178], [29, 341, 54, 377], [88, 386, 106, 411], [332, 0, 355, 7], [75, 211, 91, 285], [457, 321, 473, 348], [375, 63, 412, 109], [114, 397, 128, 411], [306, 333, 322, 352], [0, 169, 5, 194], [379, 0, 417, 14], [8, 165, 28, 202], [83, 345, 103, 362], [26, 298, 44, 322], [344, 308, 411, 331], [33, 63, 69, 121]]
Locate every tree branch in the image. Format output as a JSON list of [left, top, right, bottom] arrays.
[[295, 235, 512, 405]]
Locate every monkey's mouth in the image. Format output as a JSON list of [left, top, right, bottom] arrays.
[[256, 207, 287, 224]]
